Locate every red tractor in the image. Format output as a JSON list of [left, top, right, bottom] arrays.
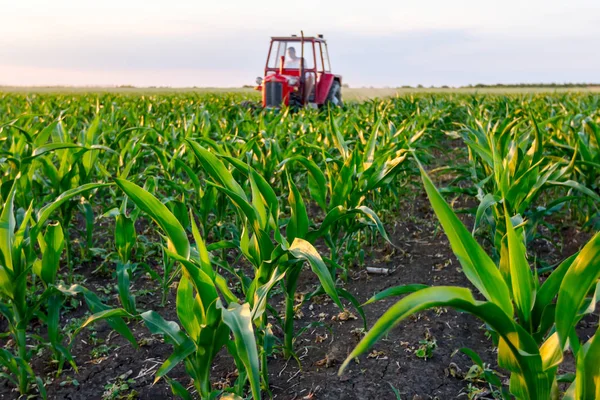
[[254, 33, 343, 108]]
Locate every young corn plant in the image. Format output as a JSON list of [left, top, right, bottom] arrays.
[[100, 179, 263, 399], [112, 202, 138, 314], [184, 140, 349, 367], [278, 110, 421, 279], [340, 166, 600, 400], [0, 178, 130, 397], [4, 118, 109, 282], [548, 116, 600, 228], [460, 114, 599, 256]]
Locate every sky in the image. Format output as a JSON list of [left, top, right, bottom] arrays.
[[1, 0, 599, 87]]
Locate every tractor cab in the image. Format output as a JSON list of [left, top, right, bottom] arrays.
[[255, 34, 343, 108]]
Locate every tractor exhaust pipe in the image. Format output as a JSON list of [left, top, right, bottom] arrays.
[[300, 30, 305, 103]]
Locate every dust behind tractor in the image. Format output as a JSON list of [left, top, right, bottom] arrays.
[[254, 32, 343, 109]]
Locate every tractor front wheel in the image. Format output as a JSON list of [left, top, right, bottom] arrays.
[[326, 81, 343, 107]]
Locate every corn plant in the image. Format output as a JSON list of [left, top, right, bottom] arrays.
[[105, 178, 262, 399], [2, 117, 110, 282], [547, 116, 600, 228], [278, 109, 422, 279], [459, 113, 599, 256], [340, 166, 600, 399], [0, 179, 132, 397], [184, 141, 348, 363], [112, 201, 138, 314]]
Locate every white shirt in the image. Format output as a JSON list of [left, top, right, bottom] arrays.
[[285, 57, 300, 69]]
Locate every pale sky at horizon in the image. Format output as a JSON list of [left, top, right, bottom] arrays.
[[1, 0, 599, 87]]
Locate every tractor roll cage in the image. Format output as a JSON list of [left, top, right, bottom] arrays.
[[264, 37, 332, 75]]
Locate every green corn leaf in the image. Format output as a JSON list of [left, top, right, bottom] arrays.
[[33, 183, 112, 240], [185, 139, 248, 202], [356, 206, 391, 244], [364, 153, 409, 192], [164, 249, 219, 319], [307, 205, 390, 244], [206, 182, 259, 232], [337, 288, 368, 330], [280, 156, 327, 211], [140, 311, 197, 382], [189, 210, 214, 279], [539, 332, 562, 371], [0, 179, 17, 273], [221, 155, 280, 223], [363, 284, 429, 305], [155, 340, 197, 383], [30, 143, 90, 158], [81, 201, 94, 254], [0, 181, 16, 299], [574, 331, 600, 400], [249, 168, 268, 229], [115, 213, 136, 264], [458, 347, 484, 368], [82, 116, 100, 174], [58, 284, 137, 347], [306, 205, 349, 241], [547, 180, 600, 203], [168, 200, 190, 231], [219, 302, 261, 400], [166, 377, 193, 400], [288, 238, 343, 309], [556, 233, 600, 349], [328, 110, 349, 159], [176, 275, 201, 341], [46, 294, 64, 346], [473, 193, 500, 234], [251, 267, 286, 321], [116, 262, 136, 314], [531, 253, 577, 332], [33, 121, 58, 146], [363, 116, 382, 169], [115, 178, 190, 259], [330, 152, 357, 209], [76, 308, 133, 336], [504, 210, 535, 330], [250, 166, 280, 226], [38, 222, 64, 285], [174, 158, 201, 194], [35, 376, 47, 400], [215, 273, 239, 305], [419, 166, 513, 315], [287, 175, 309, 242]]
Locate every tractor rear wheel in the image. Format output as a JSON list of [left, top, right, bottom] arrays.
[[240, 100, 260, 110], [326, 81, 343, 107]]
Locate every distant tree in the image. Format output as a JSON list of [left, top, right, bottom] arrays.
[[459, 82, 600, 89]]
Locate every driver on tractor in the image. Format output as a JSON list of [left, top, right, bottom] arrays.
[[284, 47, 314, 103], [284, 46, 301, 68]]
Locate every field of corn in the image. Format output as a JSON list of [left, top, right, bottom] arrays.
[[0, 91, 599, 400]]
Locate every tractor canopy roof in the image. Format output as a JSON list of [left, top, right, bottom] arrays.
[[271, 36, 326, 43]]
